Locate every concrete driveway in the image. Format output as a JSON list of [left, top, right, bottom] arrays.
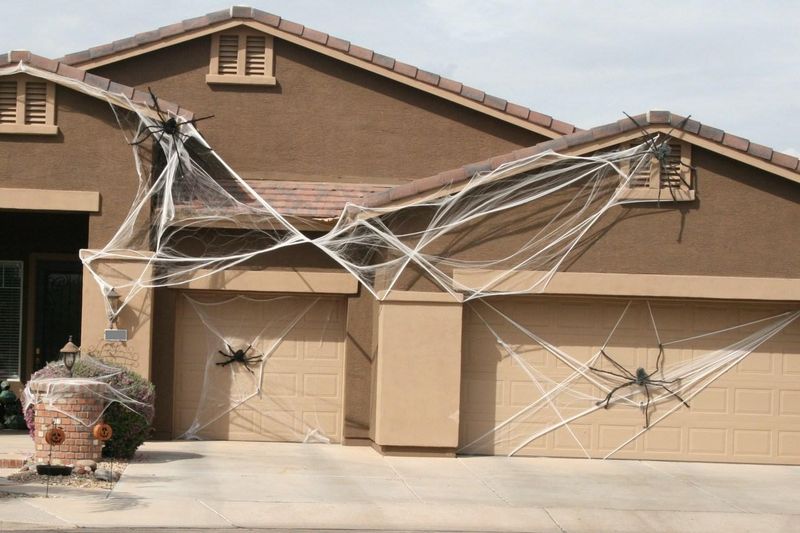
[[2, 440, 798, 531]]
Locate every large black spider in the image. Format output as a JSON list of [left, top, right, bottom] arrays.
[[216, 343, 263, 374], [129, 87, 213, 147], [589, 346, 689, 428], [623, 112, 696, 203]]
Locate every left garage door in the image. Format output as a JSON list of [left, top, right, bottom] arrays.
[[172, 293, 346, 442]]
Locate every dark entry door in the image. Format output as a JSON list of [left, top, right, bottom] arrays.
[[34, 260, 83, 370]]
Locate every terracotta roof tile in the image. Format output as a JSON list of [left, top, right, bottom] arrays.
[[230, 5, 253, 18], [53, 7, 579, 138], [483, 94, 507, 111], [83, 72, 110, 91], [27, 55, 59, 73], [302, 27, 328, 45], [326, 36, 350, 52], [182, 15, 210, 31], [698, 124, 724, 142], [9, 50, 31, 62], [361, 110, 800, 208], [392, 60, 417, 78], [722, 133, 750, 152], [505, 102, 530, 120], [415, 69, 440, 86], [278, 19, 304, 35], [211, 179, 391, 218], [371, 53, 395, 70], [206, 9, 234, 24], [550, 119, 577, 135], [771, 151, 799, 170], [55, 61, 86, 81], [437, 77, 462, 93], [158, 22, 186, 39], [747, 142, 773, 160], [348, 44, 373, 62], [2, 51, 191, 119], [528, 110, 553, 128], [252, 10, 281, 27], [459, 84, 484, 102]]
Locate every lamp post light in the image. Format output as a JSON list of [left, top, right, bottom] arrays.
[[105, 287, 121, 327], [59, 336, 80, 376]]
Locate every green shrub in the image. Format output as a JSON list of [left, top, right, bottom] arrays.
[[26, 357, 155, 459]]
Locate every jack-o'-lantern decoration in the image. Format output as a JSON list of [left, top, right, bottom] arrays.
[[44, 427, 66, 446], [93, 422, 113, 441]]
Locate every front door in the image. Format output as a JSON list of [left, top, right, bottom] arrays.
[[34, 260, 83, 370]]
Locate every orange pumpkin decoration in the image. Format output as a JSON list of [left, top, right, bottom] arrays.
[[93, 423, 113, 441], [45, 427, 66, 446]]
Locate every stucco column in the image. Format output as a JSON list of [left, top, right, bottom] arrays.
[[372, 290, 463, 452], [80, 251, 154, 379]]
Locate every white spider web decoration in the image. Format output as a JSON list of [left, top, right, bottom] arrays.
[[4, 63, 797, 451]]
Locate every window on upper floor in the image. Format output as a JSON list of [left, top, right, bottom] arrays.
[[0, 76, 58, 135], [206, 29, 276, 86], [619, 138, 694, 201]]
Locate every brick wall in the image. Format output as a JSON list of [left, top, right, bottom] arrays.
[[31, 382, 106, 464]]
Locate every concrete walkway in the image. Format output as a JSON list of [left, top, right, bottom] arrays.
[[1, 439, 798, 531]]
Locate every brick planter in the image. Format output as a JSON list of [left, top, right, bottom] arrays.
[[30, 381, 106, 464]]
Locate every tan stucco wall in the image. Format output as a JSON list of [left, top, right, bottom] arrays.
[[385, 147, 800, 293], [90, 34, 545, 184], [80, 258, 154, 379], [0, 86, 143, 248]]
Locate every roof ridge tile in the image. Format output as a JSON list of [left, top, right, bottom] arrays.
[[50, 6, 579, 137], [360, 109, 800, 208]]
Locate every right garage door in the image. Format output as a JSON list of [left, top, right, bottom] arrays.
[[460, 297, 800, 464]]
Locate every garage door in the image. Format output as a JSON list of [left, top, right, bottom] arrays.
[[460, 297, 800, 464], [173, 293, 346, 442]]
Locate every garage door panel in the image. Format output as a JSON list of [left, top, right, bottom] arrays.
[[173, 294, 345, 442], [460, 298, 800, 464]]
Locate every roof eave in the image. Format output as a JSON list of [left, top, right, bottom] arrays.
[[59, 7, 578, 140]]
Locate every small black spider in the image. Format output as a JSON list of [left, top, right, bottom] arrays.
[[216, 343, 264, 374], [129, 87, 213, 147], [589, 346, 689, 427]]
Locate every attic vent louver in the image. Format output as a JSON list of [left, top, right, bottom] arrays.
[[207, 29, 276, 86]]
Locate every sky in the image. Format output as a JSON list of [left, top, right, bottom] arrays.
[[3, 0, 798, 155]]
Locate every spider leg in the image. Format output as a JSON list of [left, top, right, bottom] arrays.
[[588, 366, 631, 381], [658, 384, 690, 408], [147, 87, 168, 122], [154, 129, 166, 148], [243, 364, 255, 374], [601, 350, 638, 380], [642, 382, 652, 428], [216, 359, 234, 367], [217, 350, 233, 359], [243, 345, 253, 356], [646, 345, 666, 380], [596, 382, 633, 408]]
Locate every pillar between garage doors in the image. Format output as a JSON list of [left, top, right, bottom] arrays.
[[80, 250, 154, 379], [371, 290, 463, 454]]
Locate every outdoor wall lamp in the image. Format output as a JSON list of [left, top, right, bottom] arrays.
[[105, 287, 121, 327], [59, 336, 80, 376]]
